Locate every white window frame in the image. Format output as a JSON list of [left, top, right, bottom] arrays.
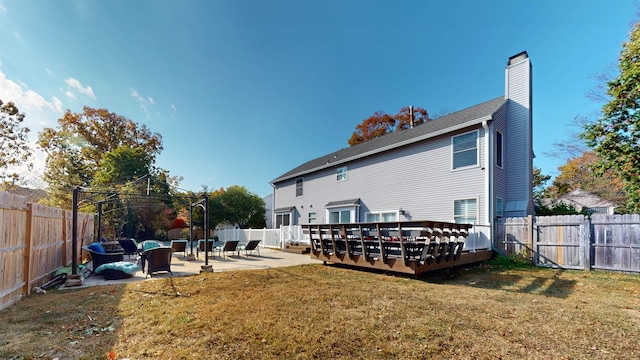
[[295, 178, 303, 197], [327, 207, 355, 224], [365, 211, 398, 222], [275, 212, 291, 228], [336, 166, 347, 181], [454, 198, 478, 224], [452, 130, 479, 170], [496, 130, 503, 169]]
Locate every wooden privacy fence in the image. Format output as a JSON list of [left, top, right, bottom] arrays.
[[0, 191, 94, 309], [495, 214, 640, 272]]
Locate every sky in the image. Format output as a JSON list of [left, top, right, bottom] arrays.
[[0, 0, 637, 197]]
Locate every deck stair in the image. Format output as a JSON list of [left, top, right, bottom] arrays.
[[283, 243, 310, 254]]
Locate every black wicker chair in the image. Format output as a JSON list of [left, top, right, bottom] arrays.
[[141, 247, 173, 277], [82, 246, 124, 272]]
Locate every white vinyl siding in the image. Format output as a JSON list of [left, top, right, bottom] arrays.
[[452, 131, 478, 169], [337, 166, 347, 181], [454, 198, 477, 224]]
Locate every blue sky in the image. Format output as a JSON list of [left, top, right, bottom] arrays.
[[0, 0, 636, 197]]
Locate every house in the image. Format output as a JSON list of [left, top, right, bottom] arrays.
[[270, 51, 534, 249], [542, 188, 617, 215]]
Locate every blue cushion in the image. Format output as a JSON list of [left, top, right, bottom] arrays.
[[142, 240, 161, 251], [88, 242, 105, 254], [94, 261, 141, 275]]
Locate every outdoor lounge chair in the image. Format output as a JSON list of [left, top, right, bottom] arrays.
[[141, 246, 173, 277], [215, 240, 240, 258], [82, 242, 124, 273], [117, 238, 139, 258], [239, 239, 261, 256]]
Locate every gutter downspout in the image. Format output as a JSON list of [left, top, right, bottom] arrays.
[[482, 120, 493, 252], [270, 183, 276, 230]]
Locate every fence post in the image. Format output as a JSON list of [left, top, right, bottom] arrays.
[[22, 204, 33, 295], [530, 215, 537, 266], [583, 216, 592, 271]]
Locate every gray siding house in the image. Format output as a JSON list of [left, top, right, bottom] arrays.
[[270, 52, 534, 249]]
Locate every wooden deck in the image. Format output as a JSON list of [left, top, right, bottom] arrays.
[[303, 221, 493, 277]]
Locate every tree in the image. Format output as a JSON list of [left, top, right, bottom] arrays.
[[0, 99, 33, 186], [93, 146, 152, 186], [38, 106, 163, 208], [582, 21, 640, 212], [348, 106, 429, 146], [532, 166, 551, 199], [546, 152, 626, 208]]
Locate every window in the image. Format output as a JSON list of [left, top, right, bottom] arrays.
[[495, 197, 503, 218], [276, 213, 291, 227], [308, 212, 317, 223], [454, 199, 477, 224], [295, 178, 303, 197], [452, 131, 478, 169], [329, 209, 351, 223], [337, 166, 347, 181], [366, 211, 397, 222], [496, 131, 503, 168]]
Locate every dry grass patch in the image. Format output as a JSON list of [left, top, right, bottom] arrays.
[[0, 262, 639, 359]]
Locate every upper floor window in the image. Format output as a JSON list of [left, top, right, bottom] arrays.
[[454, 198, 477, 224], [452, 131, 478, 169], [337, 166, 347, 181], [496, 131, 503, 168], [295, 178, 303, 197]]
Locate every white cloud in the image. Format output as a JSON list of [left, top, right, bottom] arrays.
[[148, 97, 154, 104], [65, 78, 96, 99], [171, 104, 176, 111], [0, 3, 6, 12], [0, 70, 62, 115], [130, 87, 144, 102], [14, 31, 21, 40], [61, 87, 77, 100], [45, 68, 52, 76], [0, 70, 65, 186]]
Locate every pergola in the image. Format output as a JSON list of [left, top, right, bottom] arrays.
[[68, 187, 212, 282]]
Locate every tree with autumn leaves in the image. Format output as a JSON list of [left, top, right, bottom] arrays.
[[0, 99, 33, 186], [348, 106, 429, 146], [581, 21, 640, 212]]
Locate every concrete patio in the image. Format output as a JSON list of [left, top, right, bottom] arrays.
[[64, 247, 322, 289]]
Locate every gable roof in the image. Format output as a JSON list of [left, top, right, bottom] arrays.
[[271, 96, 507, 184], [560, 189, 617, 209]]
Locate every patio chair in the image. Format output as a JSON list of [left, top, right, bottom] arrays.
[[215, 240, 240, 258], [196, 239, 216, 259], [239, 239, 261, 256], [82, 242, 124, 273], [141, 246, 173, 277], [171, 239, 188, 257], [117, 238, 139, 258]]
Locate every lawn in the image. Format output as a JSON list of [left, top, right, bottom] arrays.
[[0, 259, 639, 359]]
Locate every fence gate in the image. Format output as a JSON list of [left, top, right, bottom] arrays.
[[494, 216, 533, 258], [533, 215, 589, 270]]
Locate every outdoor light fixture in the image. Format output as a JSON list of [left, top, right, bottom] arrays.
[[399, 208, 405, 216]]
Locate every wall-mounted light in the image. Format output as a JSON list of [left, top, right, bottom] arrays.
[[309, 204, 313, 208], [399, 208, 405, 216]]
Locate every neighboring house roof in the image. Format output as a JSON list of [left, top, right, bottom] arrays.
[[540, 189, 617, 211], [561, 189, 617, 209], [271, 96, 507, 184], [273, 206, 296, 213]]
